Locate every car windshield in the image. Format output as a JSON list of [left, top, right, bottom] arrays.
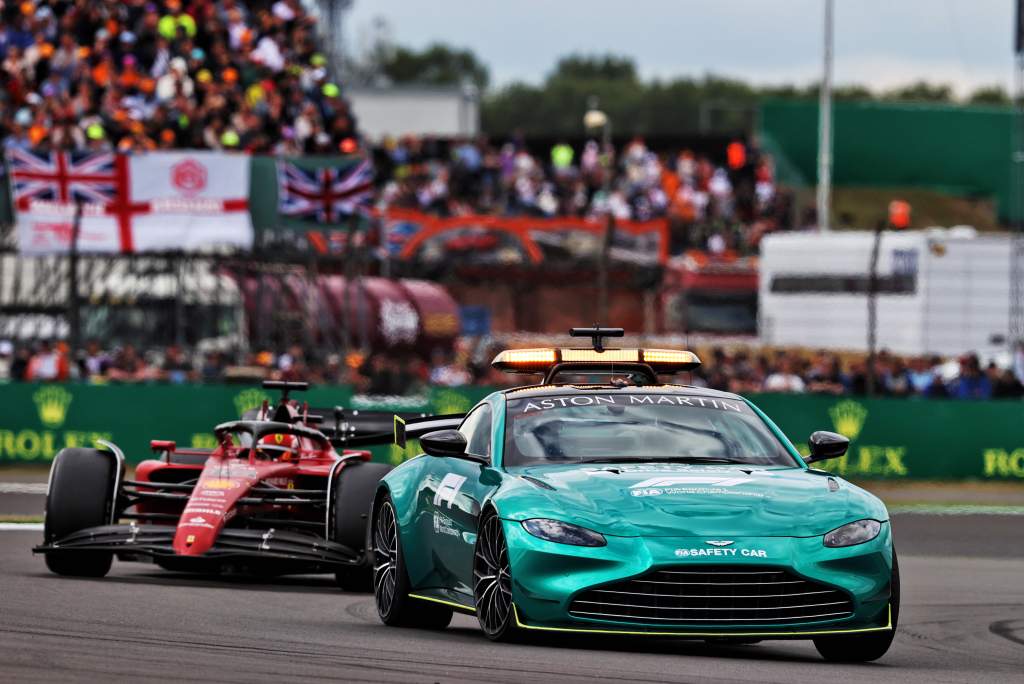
[[504, 392, 796, 467]]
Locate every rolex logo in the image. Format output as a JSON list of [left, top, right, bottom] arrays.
[[33, 386, 73, 428], [234, 389, 270, 417], [829, 400, 868, 441]]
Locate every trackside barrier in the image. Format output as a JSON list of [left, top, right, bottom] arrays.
[[1, 383, 1022, 480]]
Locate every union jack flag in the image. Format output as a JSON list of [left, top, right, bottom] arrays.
[[277, 158, 374, 223], [7, 149, 123, 209]]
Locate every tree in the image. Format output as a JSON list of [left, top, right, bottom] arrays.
[[378, 43, 490, 91], [883, 81, 954, 103], [967, 85, 1011, 106], [546, 54, 638, 84]]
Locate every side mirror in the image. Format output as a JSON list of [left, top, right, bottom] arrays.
[[805, 431, 850, 464], [420, 429, 469, 458]]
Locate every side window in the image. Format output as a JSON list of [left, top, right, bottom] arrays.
[[459, 404, 493, 460]]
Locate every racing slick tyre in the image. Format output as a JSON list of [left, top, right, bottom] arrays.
[[473, 510, 521, 642], [332, 461, 393, 592], [813, 547, 900, 662], [43, 447, 118, 578], [371, 494, 453, 629]]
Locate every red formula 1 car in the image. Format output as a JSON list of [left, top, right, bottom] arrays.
[[34, 381, 398, 590]]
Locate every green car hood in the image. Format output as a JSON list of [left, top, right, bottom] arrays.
[[499, 463, 887, 538]]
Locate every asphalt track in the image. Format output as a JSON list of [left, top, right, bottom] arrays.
[[0, 514, 1020, 683]]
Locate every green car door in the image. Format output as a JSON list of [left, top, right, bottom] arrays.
[[418, 402, 497, 598]]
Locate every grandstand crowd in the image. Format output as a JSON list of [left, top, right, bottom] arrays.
[[374, 136, 793, 253], [1, 0, 358, 154], [2, 338, 1023, 400]]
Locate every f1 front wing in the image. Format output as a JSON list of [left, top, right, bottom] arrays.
[[34, 524, 362, 568]]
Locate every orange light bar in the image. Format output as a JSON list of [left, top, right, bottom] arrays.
[[561, 348, 639, 363], [492, 349, 559, 373], [492, 347, 701, 375]]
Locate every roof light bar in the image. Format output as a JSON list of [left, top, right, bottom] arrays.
[[491, 347, 701, 376]]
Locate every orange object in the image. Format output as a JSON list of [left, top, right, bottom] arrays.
[[222, 67, 238, 83], [28, 125, 46, 145], [726, 140, 746, 169], [888, 200, 911, 229], [339, 137, 358, 154]]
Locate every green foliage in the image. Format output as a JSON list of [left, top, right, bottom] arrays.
[[967, 85, 1011, 106], [378, 43, 490, 91]]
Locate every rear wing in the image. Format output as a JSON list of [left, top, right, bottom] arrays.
[[393, 414, 465, 449]]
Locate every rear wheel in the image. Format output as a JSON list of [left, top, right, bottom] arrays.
[[813, 547, 900, 662], [474, 511, 518, 641], [43, 448, 118, 578], [331, 461, 393, 592], [371, 495, 452, 629]]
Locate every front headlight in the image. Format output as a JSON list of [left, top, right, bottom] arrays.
[[522, 518, 606, 547], [823, 519, 882, 547]]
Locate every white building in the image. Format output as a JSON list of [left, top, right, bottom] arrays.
[[759, 230, 1019, 357]]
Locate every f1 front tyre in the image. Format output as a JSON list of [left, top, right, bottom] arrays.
[[43, 447, 118, 578]]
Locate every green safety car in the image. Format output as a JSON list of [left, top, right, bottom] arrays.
[[368, 327, 898, 662]]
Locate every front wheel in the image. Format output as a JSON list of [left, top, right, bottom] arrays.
[[43, 447, 118, 578], [473, 511, 519, 641], [371, 495, 452, 629], [813, 547, 900, 662]]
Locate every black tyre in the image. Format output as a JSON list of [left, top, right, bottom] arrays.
[[331, 461, 393, 592], [473, 510, 519, 641], [371, 494, 452, 629], [813, 547, 900, 662], [43, 447, 118, 578]]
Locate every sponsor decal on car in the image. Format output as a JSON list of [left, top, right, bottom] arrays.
[[629, 475, 766, 499], [432, 512, 461, 538], [202, 479, 240, 490], [519, 395, 744, 413], [675, 547, 768, 558], [433, 473, 466, 509]]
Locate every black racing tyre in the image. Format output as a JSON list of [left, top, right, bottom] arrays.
[[371, 494, 452, 629], [813, 547, 900, 662], [332, 461, 393, 592], [473, 510, 520, 642], [43, 447, 118, 578]]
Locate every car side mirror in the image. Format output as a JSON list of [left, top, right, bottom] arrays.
[[805, 431, 850, 464], [421, 429, 469, 458]]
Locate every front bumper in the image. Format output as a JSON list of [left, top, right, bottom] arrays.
[[503, 519, 893, 638], [34, 524, 361, 569]]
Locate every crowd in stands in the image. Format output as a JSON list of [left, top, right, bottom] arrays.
[[0, 0, 357, 154], [375, 136, 795, 253], [3, 338, 1023, 400]]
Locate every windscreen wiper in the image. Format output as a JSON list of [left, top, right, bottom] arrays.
[[577, 456, 749, 465]]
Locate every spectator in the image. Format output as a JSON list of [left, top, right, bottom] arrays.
[[0, 340, 12, 381], [948, 354, 992, 400], [161, 344, 194, 384], [762, 355, 805, 393], [25, 340, 69, 381]]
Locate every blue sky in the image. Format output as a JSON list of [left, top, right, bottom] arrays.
[[345, 0, 1015, 94]]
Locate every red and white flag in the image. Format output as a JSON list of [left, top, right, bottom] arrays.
[[10, 150, 252, 254]]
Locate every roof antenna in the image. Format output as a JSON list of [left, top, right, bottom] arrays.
[[569, 325, 624, 352]]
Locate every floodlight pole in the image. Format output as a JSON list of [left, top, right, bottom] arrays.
[[67, 198, 83, 354], [816, 0, 834, 232]]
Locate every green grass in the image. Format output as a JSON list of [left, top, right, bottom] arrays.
[[0, 515, 43, 524], [794, 185, 1002, 231]]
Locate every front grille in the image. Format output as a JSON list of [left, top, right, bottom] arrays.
[[569, 566, 854, 627]]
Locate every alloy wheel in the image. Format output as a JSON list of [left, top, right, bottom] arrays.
[[373, 501, 398, 617], [474, 514, 513, 635]]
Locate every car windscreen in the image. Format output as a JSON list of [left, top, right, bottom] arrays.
[[504, 393, 795, 467]]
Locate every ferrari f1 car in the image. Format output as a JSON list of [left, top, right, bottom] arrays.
[[35, 381, 399, 590], [369, 328, 898, 662]]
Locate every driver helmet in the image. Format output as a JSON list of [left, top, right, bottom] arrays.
[[255, 433, 299, 461]]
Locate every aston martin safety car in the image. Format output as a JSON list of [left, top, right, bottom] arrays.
[[369, 328, 898, 662], [34, 381, 397, 590]]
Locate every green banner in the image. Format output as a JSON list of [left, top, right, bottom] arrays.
[[1, 384, 1022, 480]]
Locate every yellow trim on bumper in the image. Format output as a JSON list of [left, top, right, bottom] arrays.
[[511, 603, 892, 638], [409, 593, 476, 613]]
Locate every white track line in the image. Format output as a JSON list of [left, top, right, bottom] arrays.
[[0, 523, 43, 531], [0, 483, 48, 494]]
